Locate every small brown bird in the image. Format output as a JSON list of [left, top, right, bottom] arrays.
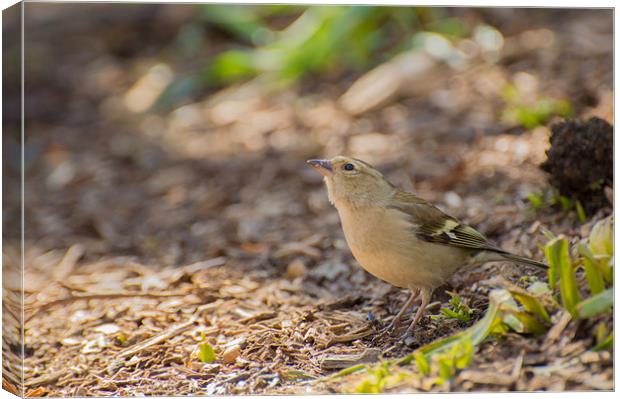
[[307, 156, 546, 336]]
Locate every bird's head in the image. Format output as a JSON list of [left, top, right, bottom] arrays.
[[307, 156, 395, 206]]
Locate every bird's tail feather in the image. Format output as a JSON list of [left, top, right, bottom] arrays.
[[499, 252, 548, 270]]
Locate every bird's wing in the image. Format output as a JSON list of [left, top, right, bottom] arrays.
[[388, 190, 507, 253]]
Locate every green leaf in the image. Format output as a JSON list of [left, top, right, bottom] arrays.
[[207, 50, 257, 83], [414, 352, 430, 376], [398, 289, 507, 368], [575, 201, 587, 223], [578, 243, 606, 295], [557, 242, 581, 317], [198, 342, 217, 363], [355, 380, 381, 394], [325, 364, 365, 381], [353, 362, 392, 393], [545, 235, 580, 316], [595, 322, 608, 343], [526, 192, 544, 209], [554, 99, 573, 117], [452, 337, 474, 369], [280, 369, 316, 381], [510, 290, 551, 323], [540, 227, 556, 241], [576, 288, 613, 319], [594, 322, 612, 351], [527, 281, 552, 296], [544, 237, 560, 290], [437, 356, 454, 381], [558, 195, 574, 211], [437, 292, 473, 322], [589, 216, 613, 257], [428, 17, 468, 38], [594, 333, 613, 351], [507, 310, 548, 335], [501, 311, 525, 332]]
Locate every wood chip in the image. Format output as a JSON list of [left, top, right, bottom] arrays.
[[320, 348, 381, 370], [52, 244, 85, 281], [115, 317, 196, 359], [326, 326, 373, 346], [457, 370, 515, 386], [542, 310, 572, 349], [222, 345, 241, 364], [24, 371, 66, 388]]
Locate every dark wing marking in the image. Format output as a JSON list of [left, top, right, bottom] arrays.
[[388, 190, 507, 253]]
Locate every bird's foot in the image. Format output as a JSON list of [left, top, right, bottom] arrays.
[[371, 319, 401, 342]]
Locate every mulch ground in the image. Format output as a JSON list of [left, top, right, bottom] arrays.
[[2, 5, 613, 396]]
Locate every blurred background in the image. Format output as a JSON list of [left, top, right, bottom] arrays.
[[1, 3, 614, 395], [3, 4, 612, 264]]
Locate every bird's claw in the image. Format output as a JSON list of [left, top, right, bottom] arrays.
[[371, 320, 401, 342]]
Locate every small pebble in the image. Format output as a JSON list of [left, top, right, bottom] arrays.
[[444, 191, 463, 208], [404, 334, 416, 347], [286, 258, 307, 279], [222, 345, 241, 364]]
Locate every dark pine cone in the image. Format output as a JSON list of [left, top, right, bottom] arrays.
[[541, 117, 613, 214]]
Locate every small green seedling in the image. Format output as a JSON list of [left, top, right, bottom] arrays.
[[197, 331, 217, 363], [198, 341, 217, 363], [437, 292, 473, 322]]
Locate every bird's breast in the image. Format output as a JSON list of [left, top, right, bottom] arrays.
[[335, 203, 467, 289]]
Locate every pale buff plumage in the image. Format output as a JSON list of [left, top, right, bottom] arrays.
[[308, 155, 546, 335]]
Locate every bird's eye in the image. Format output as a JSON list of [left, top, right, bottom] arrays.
[[343, 163, 355, 171]]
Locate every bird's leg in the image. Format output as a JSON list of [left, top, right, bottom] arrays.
[[373, 288, 419, 340], [406, 287, 433, 334], [387, 288, 419, 331]]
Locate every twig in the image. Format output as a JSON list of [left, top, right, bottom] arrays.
[[326, 326, 373, 346], [52, 244, 84, 281], [115, 317, 197, 359], [542, 310, 572, 350], [24, 370, 66, 387], [510, 350, 525, 382], [223, 371, 252, 384], [320, 348, 381, 370], [239, 311, 278, 324], [179, 256, 227, 273]]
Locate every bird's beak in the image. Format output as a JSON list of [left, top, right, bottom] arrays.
[[306, 159, 333, 176]]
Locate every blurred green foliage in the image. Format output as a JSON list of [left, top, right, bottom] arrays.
[[527, 187, 586, 222], [155, 5, 469, 111], [341, 217, 613, 391], [544, 216, 613, 319], [501, 83, 573, 129], [354, 362, 406, 393]]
